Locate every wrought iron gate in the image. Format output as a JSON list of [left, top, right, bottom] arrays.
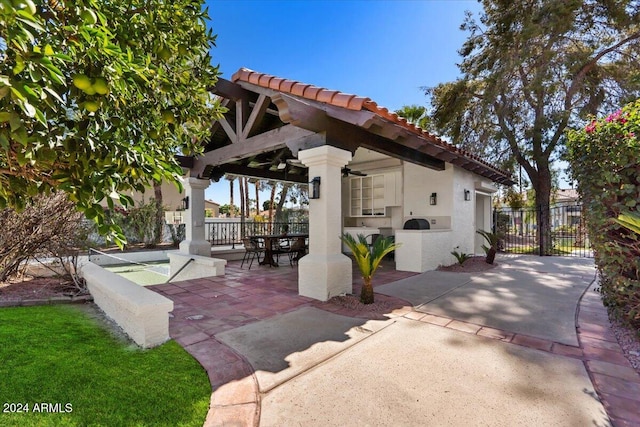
[[493, 204, 592, 258]]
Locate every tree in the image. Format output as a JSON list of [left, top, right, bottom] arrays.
[[226, 175, 236, 217], [0, 0, 225, 246], [0, 193, 89, 283], [253, 180, 259, 216], [427, 0, 640, 254], [395, 104, 432, 130], [219, 203, 238, 216], [340, 234, 399, 304], [274, 183, 292, 223], [153, 181, 164, 245], [243, 176, 250, 217], [263, 200, 275, 212]]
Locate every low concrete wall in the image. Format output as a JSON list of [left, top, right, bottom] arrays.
[[89, 249, 175, 266], [81, 262, 173, 348], [395, 229, 454, 272], [210, 247, 245, 261], [168, 252, 226, 282]]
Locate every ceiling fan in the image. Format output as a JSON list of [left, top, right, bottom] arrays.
[[342, 167, 367, 177]]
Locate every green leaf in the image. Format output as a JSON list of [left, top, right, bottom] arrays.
[[13, 59, 26, 75], [12, 126, 28, 146]]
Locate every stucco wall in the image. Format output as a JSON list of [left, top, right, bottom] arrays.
[[82, 262, 173, 348], [451, 166, 478, 256], [403, 162, 454, 218], [395, 229, 454, 272]]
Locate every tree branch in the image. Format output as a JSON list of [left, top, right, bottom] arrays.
[[566, 30, 640, 110]]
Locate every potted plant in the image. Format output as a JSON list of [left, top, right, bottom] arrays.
[[340, 233, 400, 304], [476, 229, 499, 264]]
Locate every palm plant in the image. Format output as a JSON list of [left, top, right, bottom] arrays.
[[477, 229, 499, 264], [615, 213, 640, 235], [340, 233, 400, 304]]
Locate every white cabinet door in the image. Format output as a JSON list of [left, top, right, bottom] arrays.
[[383, 171, 402, 206]]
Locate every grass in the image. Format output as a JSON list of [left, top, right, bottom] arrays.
[[0, 305, 210, 427]]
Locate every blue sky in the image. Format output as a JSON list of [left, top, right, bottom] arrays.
[[202, 0, 483, 206]]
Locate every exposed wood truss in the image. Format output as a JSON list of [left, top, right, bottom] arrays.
[[189, 77, 513, 186]]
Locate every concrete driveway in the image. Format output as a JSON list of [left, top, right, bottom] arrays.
[[377, 255, 596, 346], [211, 255, 615, 426]]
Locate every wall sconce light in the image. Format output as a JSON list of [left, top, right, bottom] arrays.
[[181, 196, 189, 210], [309, 176, 321, 199], [464, 189, 471, 201], [430, 192, 437, 205]]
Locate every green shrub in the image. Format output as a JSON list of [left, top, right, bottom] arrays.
[[567, 99, 640, 329], [451, 248, 471, 265], [106, 198, 164, 247]]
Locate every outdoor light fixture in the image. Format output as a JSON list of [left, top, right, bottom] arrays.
[[430, 192, 437, 205], [464, 189, 471, 201], [181, 196, 189, 210], [309, 176, 321, 199]]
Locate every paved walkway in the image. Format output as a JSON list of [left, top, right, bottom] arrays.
[[151, 255, 640, 426]]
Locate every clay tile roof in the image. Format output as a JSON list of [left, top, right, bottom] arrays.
[[230, 68, 513, 183], [268, 77, 284, 91], [290, 83, 310, 97], [316, 90, 339, 104]]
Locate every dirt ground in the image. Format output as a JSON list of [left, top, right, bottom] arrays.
[[436, 256, 498, 272], [0, 275, 80, 302]]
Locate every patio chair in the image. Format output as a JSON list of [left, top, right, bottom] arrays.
[[271, 237, 290, 266], [241, 238, 265, 270], [366, 233, 382, 250], [281, 237, 307, 267]]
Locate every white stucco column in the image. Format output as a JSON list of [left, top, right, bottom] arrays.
[[297, 145, 353, 301], [179, 177, 211, 257]]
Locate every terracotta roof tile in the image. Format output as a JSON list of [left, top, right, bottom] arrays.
[[303, 86, 323, 99], [231, 68, 513, 183], [258, 74, 272, 87], [291, 83, 310, 97], [268, 77, 284, 91], [316, 90, 339, 104], [279, 80, 295, 93]]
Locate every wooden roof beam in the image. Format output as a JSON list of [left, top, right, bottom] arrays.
[[191, 125, 316, 178], [209, 163, 308, 184]]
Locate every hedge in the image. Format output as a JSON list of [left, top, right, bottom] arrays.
[[567, 99, 640, 330]]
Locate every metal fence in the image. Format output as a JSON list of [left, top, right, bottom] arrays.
[[205, 221, 309, 248], [493, 204, 592, 258]]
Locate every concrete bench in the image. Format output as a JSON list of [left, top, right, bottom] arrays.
[[81, 262, 173, 348]]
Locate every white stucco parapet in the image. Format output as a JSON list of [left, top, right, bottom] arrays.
[[81, 261, 173, 348], [168, 252, 226, 281]]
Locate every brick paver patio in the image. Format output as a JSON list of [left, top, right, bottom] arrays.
[[151, 259, 640, 427]]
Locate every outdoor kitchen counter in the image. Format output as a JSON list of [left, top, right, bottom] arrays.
[[395, 229, 453, 273]]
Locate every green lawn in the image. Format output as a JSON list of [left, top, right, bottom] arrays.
[[0, 305, 210, 427]]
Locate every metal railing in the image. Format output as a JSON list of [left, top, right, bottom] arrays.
[[493, 204, 592, 258], [205, 221, 309, 248]]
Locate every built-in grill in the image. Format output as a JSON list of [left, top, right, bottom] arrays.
[[403, 218, 430, 230]]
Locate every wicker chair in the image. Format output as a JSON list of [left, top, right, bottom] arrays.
[[241, 238, 264, 270], [281, 237, 307, 267]]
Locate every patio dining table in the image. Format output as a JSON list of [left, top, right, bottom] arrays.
[[248, 233, 308, 267]]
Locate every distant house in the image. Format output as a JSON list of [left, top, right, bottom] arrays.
[[554, 188, 580, 205], [552, 188, 581, 229], [99, 180, 184, 211], [205, 200, 220, 217]]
